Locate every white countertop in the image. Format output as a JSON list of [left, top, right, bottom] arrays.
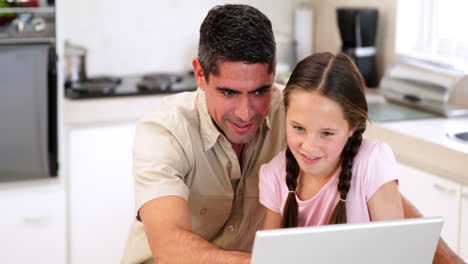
[[63, 91, 468, 185], [64, 88, 384, 126], [362, 89, 468, 185], [63, 95, 165, 126], [379, 117, 468, 154], [365, 117, 468, 185]]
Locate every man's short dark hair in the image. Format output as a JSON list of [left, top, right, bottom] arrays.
[[198, 4, 276, 81]]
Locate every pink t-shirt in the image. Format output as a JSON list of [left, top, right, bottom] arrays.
[[259, 138, 398, 226]]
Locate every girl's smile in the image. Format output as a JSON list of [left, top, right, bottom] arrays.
[[301, 154, 322, 165]]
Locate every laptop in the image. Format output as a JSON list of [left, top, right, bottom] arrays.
[[251, 217, 443, 264]]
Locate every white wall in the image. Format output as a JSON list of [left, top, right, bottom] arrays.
[[57, 0, 302, 76]]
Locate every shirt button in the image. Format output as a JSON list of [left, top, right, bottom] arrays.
[[227, 225, 235, 232], [200, 208, 207, 215]]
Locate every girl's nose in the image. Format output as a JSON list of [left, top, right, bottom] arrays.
[[301, 133, 320, 152]]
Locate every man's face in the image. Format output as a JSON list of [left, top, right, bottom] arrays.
[[193, 58, 275, 145]]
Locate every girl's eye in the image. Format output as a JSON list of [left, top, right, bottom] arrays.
[[293, 126, 304, 131], [322, 131, 334, 136]]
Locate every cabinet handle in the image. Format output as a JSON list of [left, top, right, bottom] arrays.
[[432, 183, 456, 195], [22, 215, 49, 224], [462, 192, 468, 199]]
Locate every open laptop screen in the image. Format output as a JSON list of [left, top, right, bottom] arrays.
[[251, 217, 443, 264]]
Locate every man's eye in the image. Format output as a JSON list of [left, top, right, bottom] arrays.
[[254, 89, 267, 96], [222, 91, 234, 97]]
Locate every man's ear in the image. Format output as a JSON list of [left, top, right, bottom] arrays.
[[274, 59, 277, 76], [192, 58, 207, 91]]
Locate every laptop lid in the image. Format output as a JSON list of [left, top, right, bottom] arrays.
[[251, 217, 443, 264]]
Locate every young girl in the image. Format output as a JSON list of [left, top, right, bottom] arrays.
[[259, 52, 403, 228]]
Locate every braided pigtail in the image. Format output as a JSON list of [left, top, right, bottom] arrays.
[[328, 128, 365, 224], [281, 147, 300, 228]]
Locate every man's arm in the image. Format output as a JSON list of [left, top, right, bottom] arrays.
[[140, 195, 251, 264], [401, 194, 466, 264], [263, 208, 282, 230]]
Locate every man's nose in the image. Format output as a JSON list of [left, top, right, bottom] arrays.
[[234, 96, 252, 122]]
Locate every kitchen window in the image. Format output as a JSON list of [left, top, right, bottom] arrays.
[[396, 0, 468, 72]]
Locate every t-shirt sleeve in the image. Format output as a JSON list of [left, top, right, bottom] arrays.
[[133, 120, 190, 221], [259, 160, 283, 214], [364, 141, 398, 201]]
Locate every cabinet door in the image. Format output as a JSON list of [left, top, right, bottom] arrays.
[[69, 122, 136, 264], [0, 184, 66, 264], [460, 186, 468, 260], [397, 163, 461, 253]]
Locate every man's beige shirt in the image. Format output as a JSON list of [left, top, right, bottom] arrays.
[[122, 85, 286, 264]]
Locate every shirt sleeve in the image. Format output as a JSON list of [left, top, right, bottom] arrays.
[[364, 141, 398, 201], [133, 119, 190, 221], [259, 159, 283, 214]]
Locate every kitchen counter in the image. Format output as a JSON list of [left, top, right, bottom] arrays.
[[64, 87, 383, 126], [63, 95, 165, 126], [63, 89, 468, 185], [365, 117, 468, 185], [363, 89, 468, 185]]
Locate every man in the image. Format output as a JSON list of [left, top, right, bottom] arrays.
[[122, 4, 464, 264]]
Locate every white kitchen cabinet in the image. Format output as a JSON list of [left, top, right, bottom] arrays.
[[460, 186, 468, 260], [397, 163, 461, 253], [0, 182, 66, 264], [68, 122, 136, 264]]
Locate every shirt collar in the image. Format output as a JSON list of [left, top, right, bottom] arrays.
[[198, 89, 222, 151]]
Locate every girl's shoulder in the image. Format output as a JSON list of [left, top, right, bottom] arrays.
[[353, 138, 397, 177], [351, 138, 398, 199], [356, 138, 394, 161]]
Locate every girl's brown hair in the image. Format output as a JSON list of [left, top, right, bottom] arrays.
[[281, 52, 369, 228]]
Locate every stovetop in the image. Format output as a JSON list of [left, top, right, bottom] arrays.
[[65, 72, 198, 99]]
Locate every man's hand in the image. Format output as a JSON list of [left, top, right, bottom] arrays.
[[140, 195, 251, 264], [401, 194, 465, 264]]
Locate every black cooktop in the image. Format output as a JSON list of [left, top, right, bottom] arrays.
[[65, 72, 198, 99]]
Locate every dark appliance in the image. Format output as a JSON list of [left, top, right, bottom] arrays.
[[337, 8, 378, 87], [0, 2, 58, 182], [65, 72, 198, 99]]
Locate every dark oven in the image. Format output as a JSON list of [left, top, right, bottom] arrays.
[[0, 1, 58, 182]]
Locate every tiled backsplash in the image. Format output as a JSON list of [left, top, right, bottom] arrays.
[[57, 0, 302, 76]]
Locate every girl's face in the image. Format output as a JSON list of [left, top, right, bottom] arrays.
[[286, 90, 356, 180]]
